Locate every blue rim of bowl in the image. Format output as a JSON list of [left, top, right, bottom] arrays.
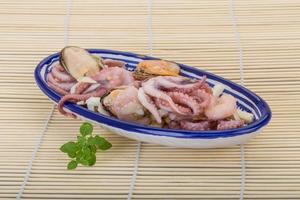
[[34, 49, 272, 139]]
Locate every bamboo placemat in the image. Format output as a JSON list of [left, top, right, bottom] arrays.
[[0, 0, 299, 199]]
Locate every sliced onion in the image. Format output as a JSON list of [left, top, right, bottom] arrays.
[[233, 111, 241, 120], [76, 100, 85, 105], [85, 97, 110, 116], [237, 109, 254, 123], [212, 84, 225, 97], [97, 103, 111, 116], [83, 83, 100, 94], [86, 97, 101, 111]]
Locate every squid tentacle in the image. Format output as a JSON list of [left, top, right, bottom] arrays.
[[51, 65, 76, 82], [167, 91, 201, 115], [142, 79, 186, 115], [180, 120, 211, 131], [217, 120, 244, 130], [155, 98, 191, 115], [192, 89, 211, 108], [58, 88, 107, 117], [163, 76, 207, 93], [47, 73, 75, 91]]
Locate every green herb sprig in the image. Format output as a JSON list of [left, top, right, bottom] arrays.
[[60, 122, 112, 170]]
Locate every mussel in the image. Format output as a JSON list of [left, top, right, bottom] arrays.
[[133, 60, 180, 80], [101, 86, 150, 124], [60, 46, 105, 81]]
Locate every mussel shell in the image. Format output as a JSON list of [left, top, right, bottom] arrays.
[[100, 86, 147, 120], [132, 70, 156, 81], [133, 60, 180, 81], [60, 46, 105, 80], [136, 60, 180, 76], [100, 90, 116, 117], [92, 55, 105, 67], [100, 87, 128, 116]]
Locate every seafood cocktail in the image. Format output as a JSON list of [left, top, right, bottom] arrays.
[[47, 46, 254, 131]]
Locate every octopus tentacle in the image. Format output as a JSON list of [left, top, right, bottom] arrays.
[[162, 76, 207, 93], [167, 91, 201, 115], [217, 120, 244, 130], [180, 120, 211, 131], [47, 73, 75, 91], [51, 65, 75, 82], [192, 89, 211, 108], [155, 98, 191, 114], [142, 78, 185, 115], [58, 88, 107, 117], [154, 98, 172, 112], [48, 82, 69, 95], [74, 82, 91, 94], [137, 88, 161, 123], [201, 83, 213, 94]]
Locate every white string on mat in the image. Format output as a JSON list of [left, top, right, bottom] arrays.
[[229, 0, 246, 199], [16, 0, 72, 199], [64, 0, 72, 46], [127, 142, 142, 200], [239, 145, 246, 200], [127, 1, 153, 199], [229, 0, 244, 86], [147, 0, 153, 56], [16, 105, 55, 199]]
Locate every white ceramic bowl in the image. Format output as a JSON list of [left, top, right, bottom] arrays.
[[35, 49, 271, 148]]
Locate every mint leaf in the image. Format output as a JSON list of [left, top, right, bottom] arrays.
[[76, 150, 83, 160], [67, 160, 78, 170], [68, 151, 76, 158], [78, 157, 89, 166], [61, 122, 111, 170], [77, 136, 85, 145], [95, 136, 112, 150], [89, 145, 97, 154], [88, 154, 96, 166], [83, 146, 91, 156], [80, 122, 93, 136], [87, 137, 97, 146], [60, 142, 78, 154]]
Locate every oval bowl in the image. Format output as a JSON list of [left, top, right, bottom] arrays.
[[35, 49, 271, 148]]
